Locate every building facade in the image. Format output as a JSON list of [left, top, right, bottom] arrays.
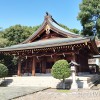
[[0, 13, 99, 76]]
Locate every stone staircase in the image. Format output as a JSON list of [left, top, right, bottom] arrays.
[[3, 75, 64, 88], [2, 74, 100, 89]]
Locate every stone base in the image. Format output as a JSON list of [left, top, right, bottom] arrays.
[[76, 74, 100, 89], [6, 73, 100, 89], [71, 82, 78, 90]]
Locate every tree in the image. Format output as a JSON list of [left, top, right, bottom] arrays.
[[77, 0, 100, 37], [0, 25, 40, 76], [0, 63, 8, 79], [0, 29, 9, 47], [2, 24, 40, 46], [51, 60, 71, 89], [0, 37, 9, 48]]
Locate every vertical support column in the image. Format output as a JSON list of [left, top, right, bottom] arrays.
[[32, 56, 36, 76], [17, 57, 21, 76], [25, 59, 27, 73], [54, 54, 57, 63], [72, 53, 76, 62], [42, 57, 46, 73], [71, 53, 77, 72]]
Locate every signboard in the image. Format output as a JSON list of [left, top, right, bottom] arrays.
[[88, 58, 100, 66]]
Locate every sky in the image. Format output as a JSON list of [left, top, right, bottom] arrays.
[[0, 0, 82, 30]]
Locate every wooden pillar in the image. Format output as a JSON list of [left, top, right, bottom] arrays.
[[71, 53, 78, 73], [25, 59, 27, 73], [71, 53, 76, 61], [32, 56, 36, 76], [42, 57, 46, 73], [17, 57, 21, 76], [54, 54, 57, 62]]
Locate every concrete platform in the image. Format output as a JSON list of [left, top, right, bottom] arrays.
[[2, 74, 100, 89], [76, 74, 100, 89]]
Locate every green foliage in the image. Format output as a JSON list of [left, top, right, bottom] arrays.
[[51, 60, 71, 80], [2, 24, 40, 46], [77, 0, 100, 37], [0, 63, 8, 78], [0, 25, 40, 75], [59, 24, 80, 34], [0, 31, 9, 47], [0, 23, 78, 47], [0, 37, 9, 48]]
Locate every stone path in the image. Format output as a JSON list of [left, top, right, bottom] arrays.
[[13, 89, 100, 100], [0, 87, 47, 100]]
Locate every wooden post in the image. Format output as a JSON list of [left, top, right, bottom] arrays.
[[54, 54, 57, 62], [32, 56, 36, 76], [71, 53, 78, 74], [72, 53, 76, 62], [17, 57, 21, 76], [42, 57, 46, 73]]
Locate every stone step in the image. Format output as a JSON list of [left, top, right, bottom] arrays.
[[5, 76, 62, 88], [4, 74, 100, 89]]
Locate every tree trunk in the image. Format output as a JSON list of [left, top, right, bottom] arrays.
[[62, 78, 65, 89]]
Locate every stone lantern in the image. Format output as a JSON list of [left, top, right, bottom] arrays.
[[70, 61, 79, 90]]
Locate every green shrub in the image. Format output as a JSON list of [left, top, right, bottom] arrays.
[[0, 63, 8, 78], [51, 59, 71, 89]]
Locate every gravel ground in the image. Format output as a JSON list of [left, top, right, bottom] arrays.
[[1, 79, 100, 100], [13, 82, 100, 100], [0, 87, 47, 100], [13, 89, 100, 100]]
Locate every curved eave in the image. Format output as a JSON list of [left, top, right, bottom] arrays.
[[0, 37, 90, 52], [22, 20, 47, 44], [47, 19, 81, 38]]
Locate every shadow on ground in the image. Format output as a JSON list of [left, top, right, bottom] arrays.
[[91, 79, 100, 90], [56, 79, 72, 89], [0, 79, 13, 86]]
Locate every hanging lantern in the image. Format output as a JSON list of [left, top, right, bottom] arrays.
[[51, 55, 53, 58], [37, 56, 38, 59], [26, 56, 27, 59], [53, 49, 55, 52], [72, 47, 74, 50], [85, 42, 87, 45], [63, 53, 65, 57]]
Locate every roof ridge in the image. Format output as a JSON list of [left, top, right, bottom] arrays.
[[45, 12, 81, 37], [45, 12, 59, 25]]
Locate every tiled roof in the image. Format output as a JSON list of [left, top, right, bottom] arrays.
[[22, 13, 81, 43], [0, 37, 90, 51]]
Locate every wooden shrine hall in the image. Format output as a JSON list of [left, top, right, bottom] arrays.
[[0, 13, 99, 76]]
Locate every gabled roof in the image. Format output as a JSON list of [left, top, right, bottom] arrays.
[[0, 13, 99, 55], [22, 12, 81, 44]]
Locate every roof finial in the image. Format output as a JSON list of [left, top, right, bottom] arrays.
[[46, 12, 49, 16], [45, 12, 53, 21], [45, 12, 52, 18]]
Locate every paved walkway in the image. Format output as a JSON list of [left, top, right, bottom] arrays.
[[13, 89, 100, 100], [0, 87, 47, 100], [0, 76, 100, 100]]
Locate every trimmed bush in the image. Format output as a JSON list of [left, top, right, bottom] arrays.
[[51, 59, 71, 89], [0, 63, 8, 78]]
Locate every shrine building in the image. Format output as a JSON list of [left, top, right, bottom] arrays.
[[0, 13, 99, 76]]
